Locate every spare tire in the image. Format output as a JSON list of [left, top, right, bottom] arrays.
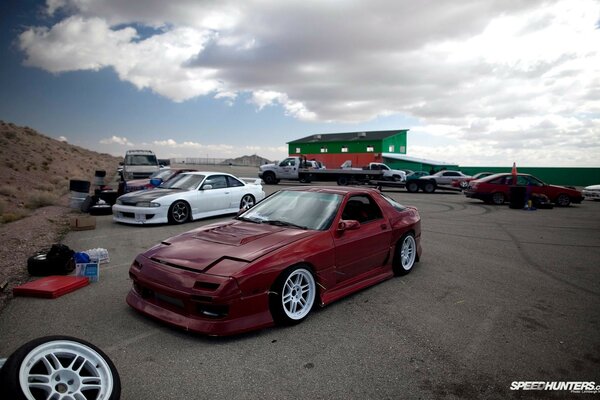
[[80, 195, 96, 213], [89, 204, 113, 216]]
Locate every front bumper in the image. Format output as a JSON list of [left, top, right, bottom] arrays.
[[112, 204, 169, 224], [583, 190, 600, 200], [127, 256, 274, 336]]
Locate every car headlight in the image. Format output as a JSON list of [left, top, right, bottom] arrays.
[[136, 201, 160, 207]]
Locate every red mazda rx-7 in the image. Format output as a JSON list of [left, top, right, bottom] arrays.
[[127, 186, 422, 336]]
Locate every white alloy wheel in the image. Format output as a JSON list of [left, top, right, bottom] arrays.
[[281, 268, 316, 321], [240, 194, 255, 209]]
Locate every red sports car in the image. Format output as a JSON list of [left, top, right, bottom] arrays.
[[464, 173, 583, 206], [127, 186, 422, 336]]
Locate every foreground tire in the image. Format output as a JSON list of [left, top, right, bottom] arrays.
[[240, 194, 255, 210], [168, 201, 190, 224], [555, 194, 571, 207], [269, 266, 316, 325], [406, 181, 419, 193], [0, 336, 121, 400], [393, 233, 417, 276]]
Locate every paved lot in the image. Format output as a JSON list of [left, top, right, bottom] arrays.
[[1, 166, 599, 399]]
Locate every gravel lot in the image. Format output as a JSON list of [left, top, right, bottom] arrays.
[[1, 166, 599, 399]]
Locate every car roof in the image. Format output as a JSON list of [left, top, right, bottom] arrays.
[[180, 171, 236, 176]]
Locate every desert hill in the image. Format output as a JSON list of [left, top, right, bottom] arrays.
[[0, 120, 121, 220], [221, 154, 271, 166]]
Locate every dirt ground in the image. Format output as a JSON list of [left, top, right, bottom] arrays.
[[0, 203, 73, 312]]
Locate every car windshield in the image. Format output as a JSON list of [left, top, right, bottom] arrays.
[[125, 154, 157, 166], [160, 174, 205, 190], [151, 169, 174, 180], [239, 190, 343, 230]]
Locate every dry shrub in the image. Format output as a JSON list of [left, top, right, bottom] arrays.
[[35, 183, 55, 192], [0, 186, 18, 198], [25, 190, 58, 209], [1, 210, 29, 224]]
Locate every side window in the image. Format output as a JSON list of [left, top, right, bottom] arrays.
[[528, 177, 544, 186], [279, 158, 295, 167], [341, 195, 383, 223], [226, 176, 244, 187], [516, 176, 528, 186], [489, 176, 507, 185], [204, 175, 228, 189], [445, 172, 459, 177]]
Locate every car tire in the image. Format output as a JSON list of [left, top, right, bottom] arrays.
[[89, 204, 113, 216], [80, 195, 96, 213], [555, 194, 571, 207], [459, 181, 469, 189], [0, 336, 121, 400], [240, 194, 256, 210], [337, 176, 349, 186], [263, 172, 277, 185], [406, 181, 419, 193], [491, 192, 505, 205], [168, 201, 190, 224], [393, 232, 417, 276], [423, 181, 436, 193], [269, 265, 316, 326]]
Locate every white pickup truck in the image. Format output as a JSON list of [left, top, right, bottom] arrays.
[[258, 157, 324, 184]]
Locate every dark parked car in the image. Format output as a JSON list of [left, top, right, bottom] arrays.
[[127, 186, 422, 336], [464, 173, 583, 206]]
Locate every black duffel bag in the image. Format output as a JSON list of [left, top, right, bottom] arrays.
[[27, 244, 76, 276]]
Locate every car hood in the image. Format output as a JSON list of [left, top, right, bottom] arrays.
[[142, 220, 316, 275], [119, 188, 184, 202], [584, 184, 600, 191]]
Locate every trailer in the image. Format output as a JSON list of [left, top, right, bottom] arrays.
[[298, 168, 385, 185]]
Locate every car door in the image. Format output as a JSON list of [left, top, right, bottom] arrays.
[[333, 194, 392, 284], [278, 158, 297, 179], [198, 174, 233, 214], [226, 175, 247, 209]]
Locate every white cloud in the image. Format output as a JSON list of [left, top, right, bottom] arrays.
[[100, 135, 133, 146], [15, 0, 600, 165]]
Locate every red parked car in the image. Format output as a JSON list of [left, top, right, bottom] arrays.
[[127, 186, 422, 336], [464, 173, 583, 206]]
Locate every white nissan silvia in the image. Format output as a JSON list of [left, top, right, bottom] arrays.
[[113, 172, 266, 224]]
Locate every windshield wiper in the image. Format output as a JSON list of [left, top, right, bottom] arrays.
[[264, 219, 308, 230]]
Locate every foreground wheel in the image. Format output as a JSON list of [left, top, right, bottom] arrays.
[[491, 192, 505, 205], [459, 180, 469, 189], [393, 233, 417, 276], [168, 201, 189, 224], [406, 181, 419, 193], [555, 194, 571, 207], [0, 336, 121, 400], [270, 266, 316, 325], [240, 194, 255, 210], [262, 172, 277, 185]]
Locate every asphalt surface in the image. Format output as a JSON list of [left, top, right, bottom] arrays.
[[1, 167, 599, 399]]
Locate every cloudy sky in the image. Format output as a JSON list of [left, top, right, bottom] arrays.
[[1, 0, 599, 166]]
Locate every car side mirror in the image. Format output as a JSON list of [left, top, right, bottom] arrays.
[[337, 219, 360, 232], [202, 184, 213, 190]]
